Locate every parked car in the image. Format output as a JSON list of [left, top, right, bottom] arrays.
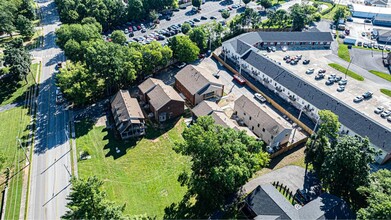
[[315, 73, 325, 80], [233, 75, 246, 85], [373, 44, 378, 49], [213, 72, 220, 78], [338, 79, 348, 85], [201, 16, 207, 20], [283, 55, 290, 60], [176, 62, 186, 69], [374, 106, 384, 114], [302, 59, 310, 64], [193, 18, 200, 22], [353, 96, 364, 103], [325, 80, 334, 85], [364, 19, 372, 23], [271, 46, 276, 52], [318, 69, 326, 73], [290, 60, 297, 65], [362, 91, 373, 99], [346, 17, 353, 22], [363, 42, 368, 47], [361, 32, 366, 37], [306, 68, 314, 74], [381, 110, 391, 118], [379, 45, 384, 50], [254, 93, 267, 103], [133, 26, 138, 31], [339, 34, 345, 39], [345, 29, 350, 35], [387, 116, 391, 122], [210, 16, 217, 19], [357, 41, 362, 46], [337, 85, 345, 92]]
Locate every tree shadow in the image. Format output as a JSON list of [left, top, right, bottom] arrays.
[[268, 141, 306, 170], [0, 75, 22, 106]]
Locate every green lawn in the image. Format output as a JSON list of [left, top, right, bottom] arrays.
[[328, 63, 364, 81], [0, 63, 38, 107], [338, 44, 351, 62], [369, 70, 391, 82], [380, 89, 391, 97], [0, 106, 32, 220], [76, 119, 191, 218], [321, 5, 348, 20]]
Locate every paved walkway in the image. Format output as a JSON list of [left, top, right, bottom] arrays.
[[243, 166, 306, 194]]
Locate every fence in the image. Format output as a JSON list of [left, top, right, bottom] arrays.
[[212, 53, 314, 135], [272, 181, 295, 204], [270, 137, 308, 158]]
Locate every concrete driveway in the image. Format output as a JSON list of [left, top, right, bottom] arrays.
[[243, 165, 306, 194]]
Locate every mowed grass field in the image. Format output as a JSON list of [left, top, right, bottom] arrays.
[[76, 119, 191, 218]]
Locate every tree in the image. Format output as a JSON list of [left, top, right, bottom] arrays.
[[357, 169, 391, 220], [173, 116, 269, 215], [64, 39, 83, 61], [189, 26, 208, 51], [320, 136, 375, 206], [149, 10, 158, 21], [181, 23, 191, 34], [55, 23, 102, 49], [0, 11, 15, 37], [290, 3, 307, 31], [3, 40, 32, 83], [260, 0, 272, 8], [168, 35, 200, 63], [192, 0, 201, 9], [243, 0, 251, 6], [305, 110, 340, 174], [111, 30, 127, 45], [62, 176, 127, 219], [19, 0, 36, 20], [274, 9, 289, 28], [15, 15, 35, 39], [221, 10, 230, 19], [333, 7, 347, 24]]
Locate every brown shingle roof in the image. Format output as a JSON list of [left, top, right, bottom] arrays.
[[175, 65, 223, 95], [192, 100, 222, 117], [211, 111, 238, 129], [234, 95, 290, 135], [138, 78, 164, 95], [147, 84, 184, 111], [111, 90, 144, 122]]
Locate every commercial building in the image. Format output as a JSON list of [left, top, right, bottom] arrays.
[[138, 78, 184, 122], [373, 14, 391, 27], [222, 33, 391, 164], [350, 4, 391, 19], [234, 95, 292, 147], [175, 65, 224, 106], [111, 90, 146, 139]]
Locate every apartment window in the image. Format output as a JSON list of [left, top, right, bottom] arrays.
[[262, 128, 265, 132], [271, 135, 274, 139], [257, 123, 260, 127], [244, 112, 246, 116], [252, 126, 254, 130], [249, 116, 252, 120]]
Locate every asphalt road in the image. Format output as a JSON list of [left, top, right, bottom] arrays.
[[28, 0, 72, 219]]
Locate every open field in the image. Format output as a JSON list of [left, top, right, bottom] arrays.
[[369, 70, 391, 82], [0, 63, 38, 107], [75, 119, 191, 218], [328, 63, 364, 81]]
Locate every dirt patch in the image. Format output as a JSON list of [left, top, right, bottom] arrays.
[[95, 116, 107, 127]]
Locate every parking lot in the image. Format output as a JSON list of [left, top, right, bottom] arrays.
[[264, 49, 391, 127]]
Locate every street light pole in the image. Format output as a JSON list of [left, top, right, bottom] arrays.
[[344, 56, 353, 79]]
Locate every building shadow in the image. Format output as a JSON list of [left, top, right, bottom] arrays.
[[268, 141, 306, 170]]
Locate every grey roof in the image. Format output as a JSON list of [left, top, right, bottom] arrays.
[[241, 50, 391, 153], [147, 84, 184, 111], [229, 39, 252, 56], [256, 32, 333, 43], [111, 90, 144, 122], [246, 184, 354, 220], [175, 65, 223, 95], [138, 78, 164, 95], [192, 100, 222, 117], [374, 14, 391, 22]]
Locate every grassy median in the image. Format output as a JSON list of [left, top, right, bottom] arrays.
[[369, 70, 391, 82], [328, 63, 364, 81], [76, 119, 191, 218], [380, 89, 391, 97], [338, 44, 351, 62]]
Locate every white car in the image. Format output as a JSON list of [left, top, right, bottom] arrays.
[[381, 110, 391, 118], [254, 93, 267, 103], [337, 85, 345, 92], [353, 96, 363, 103], [306, 68, 314, 74], [176, 62, 186, 69], [374, 106, 384, 114]]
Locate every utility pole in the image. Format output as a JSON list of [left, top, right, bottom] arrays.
[[17, 138, 30, 163], [291, 108, 303, 143], [344, 56, 353, 79]]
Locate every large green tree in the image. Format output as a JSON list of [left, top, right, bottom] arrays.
[[189, 27, 208, 51], [15, 15, 35, 39], [55, 23, 102, 50], [3, 39, 32, 83], [320, 136, 375, 207], [168, 35, 200, 63], [290, 4, 307, 31], [357, 169, 391, 220], [221, 10, 230, 19], [173, 116, 269, 214], [192, 0, 201, 9], [181, 23, 191, 34], [260, 0, 272, 8], [0, 1, 17, 37], [111, 30, 127, 45], [333, 7, 348, 24], [62, 176, 127, 219]]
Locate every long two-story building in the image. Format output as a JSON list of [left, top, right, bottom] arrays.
[[222, 31, 391, 164]]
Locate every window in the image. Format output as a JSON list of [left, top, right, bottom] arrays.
[[249, 116, 252, 120], [257, 123, 260, 127], [262, 128, 265, 132], [252, 126, 254, 130], [271, 135, 274, 139], [244, 112, 246, 116]]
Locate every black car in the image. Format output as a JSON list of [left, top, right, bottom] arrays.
[[346, 17, 353, 22], [325, 80, 334, 85], [210, 16, 217, 19], [201, 16, 207, 20], [283, 55, 290, 60], [364, 19, 372, 23], [363, 91, 373, 99], [302, 59, 310, 64]]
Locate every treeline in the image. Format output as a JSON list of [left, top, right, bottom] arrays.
[[55, 18, 201, 105], [54, 0, 176, 30], [1, 39, 32, 82], [0, 0, 36, 38]]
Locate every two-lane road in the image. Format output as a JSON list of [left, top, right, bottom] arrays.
[[28, 0, 72, 219]]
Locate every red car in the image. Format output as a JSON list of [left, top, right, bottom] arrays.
[[233, 75, 246, 85], [198, 53, 206, 59], [137, 25, 141, 30]]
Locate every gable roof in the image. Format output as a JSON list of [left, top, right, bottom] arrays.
[[175, 65, 223, 95], [211, 111, 238, 129], [138, 78, 164, 95], [234, 95, 291, 135], [241, 50, 391, 153], [111, 90, 144, 122], [147, 84, 184, 111], [246, 184, 354, 220], [192, 100, 222, 117], [257, 32, 333, 43]]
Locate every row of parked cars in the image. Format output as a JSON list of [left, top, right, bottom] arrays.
[[283, 54, 310, 65], [305, 68, 348, 92], [353, 91, 373, 103], [356, 41, 391, 51], [374, 106, 391, 122]]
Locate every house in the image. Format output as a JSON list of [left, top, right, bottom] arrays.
[[191, 100, 257, 138], [111, 90, 146, 139], [221, 35, 391, 163], [175, 65, 224, 106], [366, 0, 390, 7], [243, 184, 354, 220], [138, 78, 184, 122], [234, 95, 292, 147]]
